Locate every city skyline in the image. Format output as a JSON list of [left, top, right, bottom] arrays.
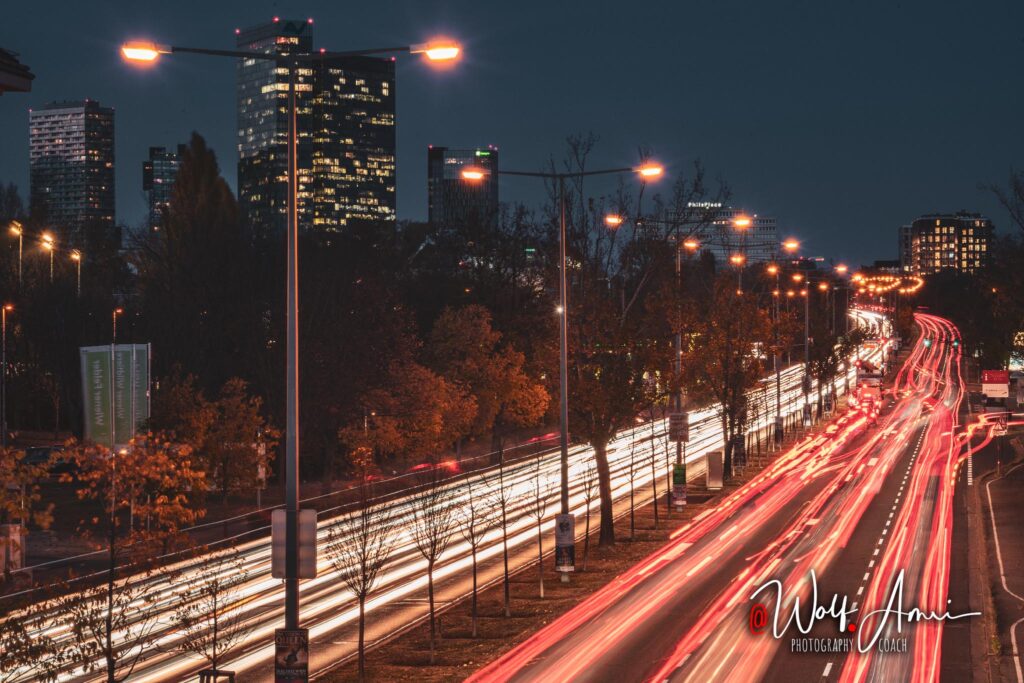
[[0, 0, 1021, 265]]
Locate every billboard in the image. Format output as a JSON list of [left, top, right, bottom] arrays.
[[80, 344, 151, 448]]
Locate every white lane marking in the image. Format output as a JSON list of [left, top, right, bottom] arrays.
[[862, 572, 870, 581], [823, 662, 833, 677], [857, 586, 864, 596], [1012, 616, 1024, 683], [868, 560, 874, 568]]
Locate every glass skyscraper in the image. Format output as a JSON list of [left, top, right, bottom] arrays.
[[235, 18, 396, 239], [29, 99, 115, 240], [142, 144, 185, 231]]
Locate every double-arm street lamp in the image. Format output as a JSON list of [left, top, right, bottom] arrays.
[[122, 34, 461, 632], [463, 162, 662, 578]]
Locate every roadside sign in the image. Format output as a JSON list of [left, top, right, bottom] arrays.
[[272, 509, 317, 579], [668, 412, 689, 442], [275, 628, 309, 683], [554, 514, 575, 572], [983, 370, 1010, 400], [672, 464, 687, 507]]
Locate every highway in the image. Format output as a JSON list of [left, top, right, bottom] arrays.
[[467, 312, 979, 683], [3, 311, 890, 683]]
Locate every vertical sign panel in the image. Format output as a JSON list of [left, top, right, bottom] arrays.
[[80, 344, 151, 447], [80, 347, 112, 446]]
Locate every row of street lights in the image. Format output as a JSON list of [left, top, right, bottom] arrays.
[[7, 221, 83, 293]]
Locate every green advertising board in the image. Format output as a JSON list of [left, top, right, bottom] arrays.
[[79, 344, 150, 447]]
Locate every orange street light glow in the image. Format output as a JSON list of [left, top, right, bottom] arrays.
[[3, 304, 12, 312], [8, 222, 22, 236], [791, 273, 803, 282], [734, 216, 752, 229], [70, 250, 82, 262], [461, 167, 487, 181], [604, 214, 624, 228], [818, 282, 828, 291], [835, 264, 848, 274], [683, 239, 700, 251], [766, 264, 779, 275], [782, 239, 800, 252], [729, 254, 745, 265], [636, 164, 664, 179], [411, 40, 461, 62], [121, 41, 169, 62]]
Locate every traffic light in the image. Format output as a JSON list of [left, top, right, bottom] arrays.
[[952, 339, 959, 347], [923, 338, 932, 348]]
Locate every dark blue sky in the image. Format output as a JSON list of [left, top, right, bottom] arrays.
[[2, 0, 1022, 266]]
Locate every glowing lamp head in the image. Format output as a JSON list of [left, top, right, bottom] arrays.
[[783, 239, 800, 253], [683, 239, 700, 251], [729, 253, 745, 266], [460, 167, 487, 182], [70, 250, 81, 262], [733, 216, 752, 229], [636, 164, 664, 179], [3, 304, 12, 312], [114, 307, 124, 315], [121, 41, 169, 63], [791, 273, 804, 283], [766, 264, 779, 275], [8, 221, 22, 236], [835, 264, 848, 274], [818, 282, 828, 291], [411, 40, 461, 62], [604, 214, 624, 228]]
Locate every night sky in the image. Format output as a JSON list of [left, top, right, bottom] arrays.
[[2, 0, 1022, 266]]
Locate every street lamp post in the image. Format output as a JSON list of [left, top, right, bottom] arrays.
[[41, 232, 54, 283], [733, 216, 751, 293], [71, 250, 82, 297], [123, 35, 460, 632], [8, 222, 22, 286], [2, 304, 11, 450], [463, 162, 663, 579]]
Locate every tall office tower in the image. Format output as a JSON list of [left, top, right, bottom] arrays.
[[427, 145, 499, 231], [142, 144, 185, 231], [907, 212, 993, 275], [29, 99, 115, 240], [898, 224, 913, 272], [236, 18, 396, 239]]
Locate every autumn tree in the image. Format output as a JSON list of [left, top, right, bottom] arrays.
[[680, 274, 772, 477], [324, 488, 396, 680], [0, 601, 60, 682], [0, 447, 53, 582], [341, 360, 476, 468], [172, 548, 253, 677], [426, 305, 549, 455], [410, 473, 458, 664]]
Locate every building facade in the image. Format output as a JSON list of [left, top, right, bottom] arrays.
[[898, 224, 912, 272], [236, 18, 396, 238], [142, 144, 185, 231], [671, 203, 778, 264], [905, 212, 993, 275], [427, 145, 499, 231], [29, 99, 115, 239]]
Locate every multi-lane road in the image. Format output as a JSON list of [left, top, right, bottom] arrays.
[[469, 312, 993, 682], [5, 310, 891, 682]]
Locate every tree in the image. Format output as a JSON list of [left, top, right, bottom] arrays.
[[681, 275, 772, 477], [0, 601, 60, 682], [133, 132, 262, 394], [410, 473, 458, 664], [0, 447, 53, 583], [457, 476, 500, 636], [54, 571, 162, 683], [526, 458, 552, 598], [580, 459, 598, 570], [202, 378, 277, 502], [172, 548, 253, 676], [426, 305, 549, 454], [493, 453, 517, 617], [324, 487, 395, 680], [341, 359, 476, 468], [59, 436, 206, 682]]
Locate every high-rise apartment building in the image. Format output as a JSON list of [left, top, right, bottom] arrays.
[[142, 144, 185, 231], [236, 18, 396, 238], [905, 212, 993, 275], [29, 99, 115, 239], [898, 224, 913, 272], [427, 145, 499, 231]]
